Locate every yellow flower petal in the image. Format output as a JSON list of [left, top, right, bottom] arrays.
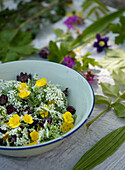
[[61, 122, 74, 132], [35, 78, 47, 87], [30, 131, 39, 141], [8, 114, 20, 128], [23, 114, 33, 124], [17, 83, 28, 91], [18, 90, 30, 98], [27, 141, 37, 146], [62, 111, 74, 123]]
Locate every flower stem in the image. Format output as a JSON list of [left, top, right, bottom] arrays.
[[18, 0, 59, 30], [86, 106, 110, 134], [86, 95, 121, 133]]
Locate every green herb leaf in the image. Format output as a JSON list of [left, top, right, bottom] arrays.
[[112, 103, 125, 117], [70, 7, 125, 49], [99, 49, 125, 85], [0, 29, 38, 62], [73, 126, 125, 170], [120, 92, 125, 100], [100, 82, 120, 97], [95, 95, 112, 105], [47, 41, 69, 63], [109, 16, 125, 44], [53, 28, 64, 37], [112, 69, 125, 86]]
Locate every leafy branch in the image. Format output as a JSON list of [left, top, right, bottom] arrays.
[[82, 0, 109, 20], [86, 82, 125, 132]]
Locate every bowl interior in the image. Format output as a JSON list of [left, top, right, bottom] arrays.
[[0, 60, 94, 143]]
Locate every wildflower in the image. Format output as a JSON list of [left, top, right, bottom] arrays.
[[39, 47, 50, 59], [30, 131, 39, 141], [63, 56, 76, 68], [93, 34, 109, 52], [6, 105, 16, 114], [17, 83, 28, 91], [63, 88, 68, 96], [82, 70, 96, 83], [61, 122, 74, 132], [17, 72, 31, 83], [39, 117, 52, 127], [35, 78, 47, 87], [64, 15, 85, 29], [67, 106, 76, 114], [8, 114, 20, 128], [0, 94, 8, 106], [62, 111, 74, 123], [23, 114, 33, 124], [40, 105, 49, 118], [18, 90, 30, 98]]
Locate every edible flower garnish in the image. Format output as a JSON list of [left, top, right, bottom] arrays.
[[8, 114, 20, 128], [35, 78, 47, 87]]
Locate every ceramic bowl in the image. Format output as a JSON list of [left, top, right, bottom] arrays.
[[0, 60, 94, 157]]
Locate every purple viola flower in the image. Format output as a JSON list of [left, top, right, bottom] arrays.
[[67, 106, 76, 114], [64, 15, 85, 29], [63, 56, 76, 68], [93, 34, 109, 53], [39, 47, 50, 59], [83, 70, 96, 84], [0, 95, 8, 106], [17, 72, 31, 83]]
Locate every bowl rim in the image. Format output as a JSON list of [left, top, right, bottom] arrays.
[[0, 60, 95, 150]]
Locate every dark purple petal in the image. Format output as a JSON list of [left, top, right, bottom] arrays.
[[17, 72, 31, 83], [96, 34, 101, 40], [67, 106, 76, 114], [0, 95, 8, 106], [97, 47, 103, 53], [63, 88, 68, 96], [103, 37, 109, 42], [6, 105, 16, 114], [93, 42, 98, 47]]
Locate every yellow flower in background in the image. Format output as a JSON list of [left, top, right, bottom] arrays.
[[40, 105, 49, 118], [18, 90, 30, 98], [23, 114, 33, 124], [62, 111, 74, 123], [61, 122, 74, 132], [35, 78, 47, 87], [30, 131, 39, 141], [8, 114, 20, 128], [17, 83, 28, 91]]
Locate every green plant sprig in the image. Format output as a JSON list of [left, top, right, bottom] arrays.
[[86, 82, 125, 133]]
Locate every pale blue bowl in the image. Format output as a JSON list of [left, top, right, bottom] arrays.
[[0, 60, 94, 157]]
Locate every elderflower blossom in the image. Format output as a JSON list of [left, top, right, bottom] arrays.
[[0, 73, 77, 147]]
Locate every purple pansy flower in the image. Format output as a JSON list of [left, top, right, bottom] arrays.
[[93, 34, 109, 53], [63, 56, 76, 68], [64, 15, 85, 29]]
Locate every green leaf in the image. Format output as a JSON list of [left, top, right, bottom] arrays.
[[120, 92, 125, 100], [109, 16, 125, 44], [47, 41, 64, 63], [70, 7, 125, 49], [112, 103, 125, 117], [60, 42, 69, 57], [100, 82, 120, 97], [95, 95, 112, 105], [0, 29, 38, 63], [112, 69, 125, 86], [82, 0, 93, 12], [0, 29, 18, 43], [99, 49, 125, 85], [73, 126, 125, 170], [53, 28, 64, 37]]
